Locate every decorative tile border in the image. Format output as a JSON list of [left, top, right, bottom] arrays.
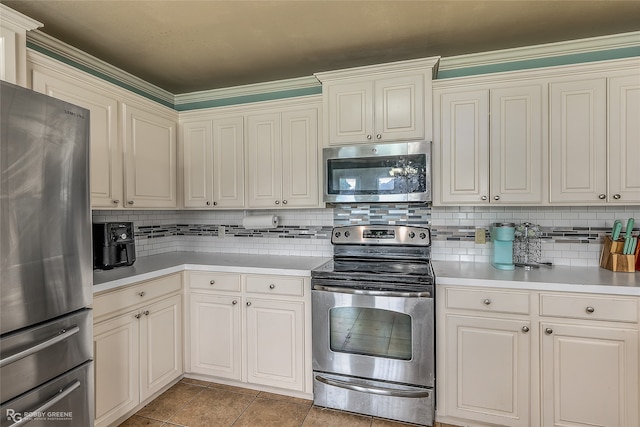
[[333, 203, 431, 226], [136, 223, 332, 240]]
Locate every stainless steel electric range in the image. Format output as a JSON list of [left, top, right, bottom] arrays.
[[311, 224, 435, 426]]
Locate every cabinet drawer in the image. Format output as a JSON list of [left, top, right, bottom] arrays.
[[446, 287, 530, 315], [94, 273, 182, 319], [189, 272, 241, 292], [540, 293, 639, 323], [245, 275, 304, 297]]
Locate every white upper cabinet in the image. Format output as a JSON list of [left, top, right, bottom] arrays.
[[0, 4, 41, 86], [122, 102, 177, 208], [315, 57, 439, 146], [182, 116, 244, 208]]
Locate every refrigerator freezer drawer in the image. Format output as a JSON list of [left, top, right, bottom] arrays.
[[0, 360, 94, 427], [0, 309, 92, 404]]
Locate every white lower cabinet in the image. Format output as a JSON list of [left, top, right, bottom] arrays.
[[187, 271, 310, 394], [437, 285, 639, 427], [93, 275, 183, 427]]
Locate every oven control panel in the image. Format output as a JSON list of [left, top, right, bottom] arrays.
[[331, 225, 430, 246]]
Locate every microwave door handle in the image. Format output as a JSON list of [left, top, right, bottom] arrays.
[[315, 375, 430, 398], [312, 284, 430, 298], [7, 380, 81, 427]]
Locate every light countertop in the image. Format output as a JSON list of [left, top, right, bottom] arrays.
[[432, 261, 640, 296], [93, 252, 331, 293]]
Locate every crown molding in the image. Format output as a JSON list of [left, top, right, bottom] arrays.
[[26, 30, 174, 105], [439, 31, 640, 72], [180, 94, 322, 120], [0, 4, 42, 32], [174, 75, 320, 105], [315, 56, 441, 82]]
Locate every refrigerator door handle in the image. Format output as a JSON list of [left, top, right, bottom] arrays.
[[0, 326, 80, 368], [7, 380, 81, 427]]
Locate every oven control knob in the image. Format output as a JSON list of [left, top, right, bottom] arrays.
[[344, 231, 350, 238], [409, 232, 415, 238], [334, 231, 341, 238], [419, 232, 426, 239]]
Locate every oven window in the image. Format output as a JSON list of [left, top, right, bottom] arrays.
[[329, 307, 412, 360]]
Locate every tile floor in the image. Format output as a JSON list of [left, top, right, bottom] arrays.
[[119, 378, 457, 427]]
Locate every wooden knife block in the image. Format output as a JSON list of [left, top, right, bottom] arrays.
[[600, 236, 636, 272]]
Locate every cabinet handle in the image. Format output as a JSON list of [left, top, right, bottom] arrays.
[[483, 299, 491, 305], [246, 301, 252, 307], [269, 284, 275, 289], [209, 280, 216, 285], [613, 194, 621, 200], [282, 200, 288, 205], [143, 310, 149, 316], [112, 199, 119, 205], [206, 201, 211, 206], [586, 306, 595, 314], [493, 195, 500, 201], [376, 134, 382, 139], [521, 326, 529, 333], [598, 194, 606, 200], [232, 300, 238, 305], [275, 200, 280, 205], [213, 201, 218, 206], [138, 291, 146, 297], [481, 196, 487, 201], [134, 313, 141, 319], [128, 200, 134, 205], [367, 134, 372, 140], [545, 327, 553, 335]]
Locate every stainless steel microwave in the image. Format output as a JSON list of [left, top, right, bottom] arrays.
[[323, 141, 431, 203]]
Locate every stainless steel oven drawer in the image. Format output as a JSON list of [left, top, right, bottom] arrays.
[[0, 308, 92, 403], [0, 360, 93, 427], [313, 372, 434, 426]]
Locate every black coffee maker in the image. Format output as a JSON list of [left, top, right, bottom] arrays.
[[93, 222, 136, 269]]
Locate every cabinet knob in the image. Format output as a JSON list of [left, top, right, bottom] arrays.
[[481, 196, 487, 201], [376, 134, 382, 139], [246, 301, 252, 307], [483, 299, 491, 305], [598, 194, 606, 200], [613, 194, 621, 200], [213, 201, 218, 206], [209, 280, 216, 285], [128, 200, 134, 205], [545, 327, 553, 335], [112, 200, 119, 205], [367, 134, 372, 140], [275, 200, 280, 205], [493, 195, 500, 201], [586, 306, 595, 314], [206, 201, 211, 206], [138, 291, 145, 297], [143, 310, 149, 316], [269, 284, 275, 289], [282, 200, 288, 205], [521, 326, 530, 333], [232, 300, 238, 305], [134, 313, 141, 319]]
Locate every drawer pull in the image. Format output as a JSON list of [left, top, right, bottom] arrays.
[[586, 306, 595, 314], [232, 300, 238, 305], [483, 299, 491, 305], [545, 327, 553, 335], [521, 326, 529, 333], [246, 301, 252, 307], [210, 280, 216, 285], [138, 291, 145, 297], [269, 284, 275, 289]]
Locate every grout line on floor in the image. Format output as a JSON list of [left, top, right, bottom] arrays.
[[228, 392, 258, 426]]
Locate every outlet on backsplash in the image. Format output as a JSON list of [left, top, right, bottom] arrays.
[[218, 225, 225, 238], [475, 228, 487, 244]]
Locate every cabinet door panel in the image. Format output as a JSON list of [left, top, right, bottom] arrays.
[[609, 74, 640, 203], [246, 298, 304, 391], [183, 121, 212, 208], [189, 293, 241, 380], [327, 80, 373, 145], [94, 313, 139, 427], [246, 113, 282, 207], [541, 323, 638, 427], [281, 107, 319, 207], [438, 90, 490, 204], [445, 315, 530, 427], [549, 79, 606, 203], [140, 295, 182, 401], [213, 116, 245, 207], [32, 70, 121, 208], [123, 103, 177, 208], [491, 85, 543, 203], [375, 74, 424, 141]]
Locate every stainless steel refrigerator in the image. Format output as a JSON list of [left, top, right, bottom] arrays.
[[0, 81, 93, 426]]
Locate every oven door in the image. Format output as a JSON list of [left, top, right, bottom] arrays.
[[312, 284, 434, 387]]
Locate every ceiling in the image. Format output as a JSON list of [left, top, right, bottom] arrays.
[[3, 1, 640, 94]]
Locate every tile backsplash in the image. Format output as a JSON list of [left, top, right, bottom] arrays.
[[93, 204, 640, 267]]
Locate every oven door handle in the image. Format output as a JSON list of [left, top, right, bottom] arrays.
[[315, 375, 430, 398], [312, 284, 431, 298]]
